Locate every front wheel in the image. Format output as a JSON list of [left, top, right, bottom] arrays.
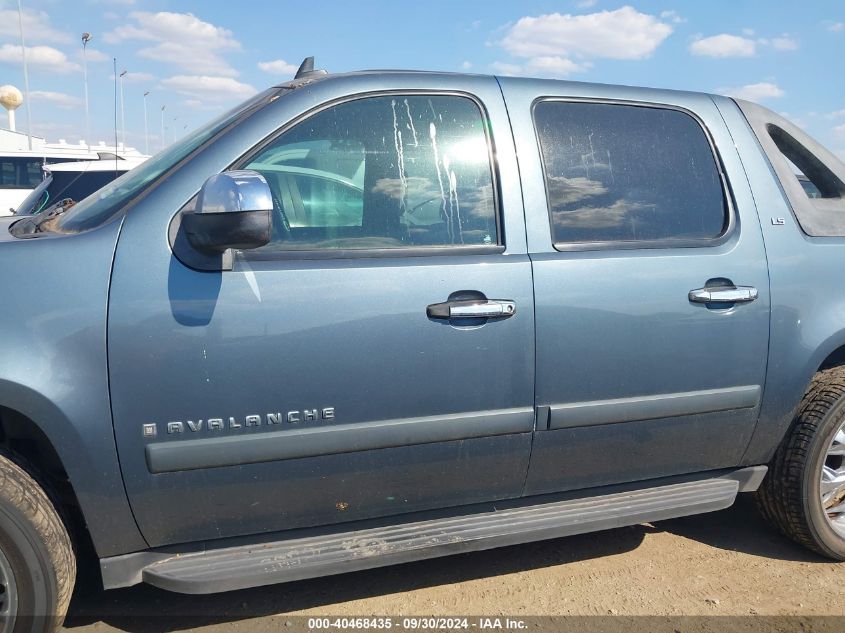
[[756, 366, 845, 559], [0, 452, 75, 633]]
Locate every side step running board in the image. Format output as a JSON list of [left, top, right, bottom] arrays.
[[140, 476, 740, 594]]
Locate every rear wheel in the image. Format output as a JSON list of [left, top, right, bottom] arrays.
[[756, 366, 845, 559], [0, 452, 75, 633]]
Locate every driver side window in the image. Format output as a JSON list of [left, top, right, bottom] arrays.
[[243, 94, 498, 251]]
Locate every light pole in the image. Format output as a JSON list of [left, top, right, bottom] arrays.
[[16, 0, 32, 150], [82, 32, 91, 148], [143, 90, 149, 155], [118, 69, 127, 150], [171, 115, 179, 143], [160, 104, 165, 150]]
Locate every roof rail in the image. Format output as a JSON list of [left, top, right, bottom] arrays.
[[294, 56, 328, 80]]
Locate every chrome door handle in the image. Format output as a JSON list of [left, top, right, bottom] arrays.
[[689, 286, 758, 304], [427, 299, 516, 320]]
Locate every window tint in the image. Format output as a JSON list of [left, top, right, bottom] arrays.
[[0, 157, 43, 189], [534, 101, 727, 245], [244, 95, 498, 251]]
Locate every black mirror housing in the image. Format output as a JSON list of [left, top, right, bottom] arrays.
[[182, 209, 271, 254]]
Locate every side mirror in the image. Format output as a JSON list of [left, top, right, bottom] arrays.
[[182, 170, 272, 254]]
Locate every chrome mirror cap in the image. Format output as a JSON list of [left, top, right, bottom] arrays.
[[196, 170, 273, 215]]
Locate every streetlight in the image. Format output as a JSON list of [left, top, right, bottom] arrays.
[[81, 32, 91, 148], [143, 90, 149, 155], [119, 69, 127, 150], [160, 104, 165, 151], [15, 0, 32, 150]]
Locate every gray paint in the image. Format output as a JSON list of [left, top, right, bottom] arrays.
[[712, 95, 845, 465], [106, 73, 536, 547], [1, 69, 844, 566], [100, 466, 764, 591], [0, 216, 146, 557], [497, 77, 771, 491], [146, 407, 534, 473], [548, 385, 761, 430], [525, 409, 758, 496]]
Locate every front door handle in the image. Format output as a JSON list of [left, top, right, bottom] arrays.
[[689, 286, 758, 304], [427, 299, 517, 320]]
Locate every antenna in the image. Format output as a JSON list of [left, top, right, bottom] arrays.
[[294, 56, 327, 79], [113, 58, 118, 174], [294, 57, 314, 78]]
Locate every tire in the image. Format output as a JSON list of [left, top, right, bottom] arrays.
[[0, 451, 76, 633], [756, 366, 845, 560]]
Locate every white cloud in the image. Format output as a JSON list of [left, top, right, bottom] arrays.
[[834, 124, 845, 139], [826, 109, 845, 119], [690, 34, 756, 57], [257, 59, 298, 75], [83, 49, 110, 62], [500, 6, 673, 61], [0, 8, 72, 44], [461, 60, 473, 70], [30, 90, 82, 108], [491, 56, 588, 78], [105, 12, 242, 77], [0, 44, 81, 73], [691, 32, 798, 57], [660, 10, 685, 24], [526, 56, 588, 77], [160, 75, 257, 101], [718, 82, 785, 101], [771, 36, 798, 51], [182, 97, 221, 111], [827, 22, 844, 33], [576, 0, 597, 7]]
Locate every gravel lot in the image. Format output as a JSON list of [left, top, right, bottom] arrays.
[[62, 495, 845, 632]]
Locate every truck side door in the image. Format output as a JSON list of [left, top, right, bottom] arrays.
[[499, 79, 770, 495], [107, 77, 535, 546]]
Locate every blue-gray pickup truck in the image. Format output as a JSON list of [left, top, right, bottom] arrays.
[[2, 60, 845, 631]]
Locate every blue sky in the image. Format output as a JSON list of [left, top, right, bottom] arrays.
[[0, 0, 843, 156]]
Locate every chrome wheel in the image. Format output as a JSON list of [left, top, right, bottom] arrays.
[[0, 546, 17, 633], [821, 422, 845, 538]]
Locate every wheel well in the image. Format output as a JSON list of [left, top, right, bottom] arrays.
[[0, 406, 93, 559], [820, 344, 845, 372]]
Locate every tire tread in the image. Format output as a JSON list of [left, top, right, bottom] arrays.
[[0, 450, 76, 630], [756, 366, 845, 558]]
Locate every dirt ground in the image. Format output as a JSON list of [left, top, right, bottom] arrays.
[[62, 495, 845, 632]]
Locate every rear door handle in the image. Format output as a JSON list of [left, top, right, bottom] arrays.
[[427, 299, 517, 320], [689, 286, 758, 304]]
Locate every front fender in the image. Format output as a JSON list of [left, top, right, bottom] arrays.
[[0, 220, 146, 557]]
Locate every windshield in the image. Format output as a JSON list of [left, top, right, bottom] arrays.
[[16, 168, 124, 216], [48, 88, 279, 234], [16, 174, 51, 215]]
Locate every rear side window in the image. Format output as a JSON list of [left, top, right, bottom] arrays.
[[0, 157, 43, 189], [534, 101, 727, 246]]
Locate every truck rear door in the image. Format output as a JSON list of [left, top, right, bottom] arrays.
[[498, 78, 771, 495]]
